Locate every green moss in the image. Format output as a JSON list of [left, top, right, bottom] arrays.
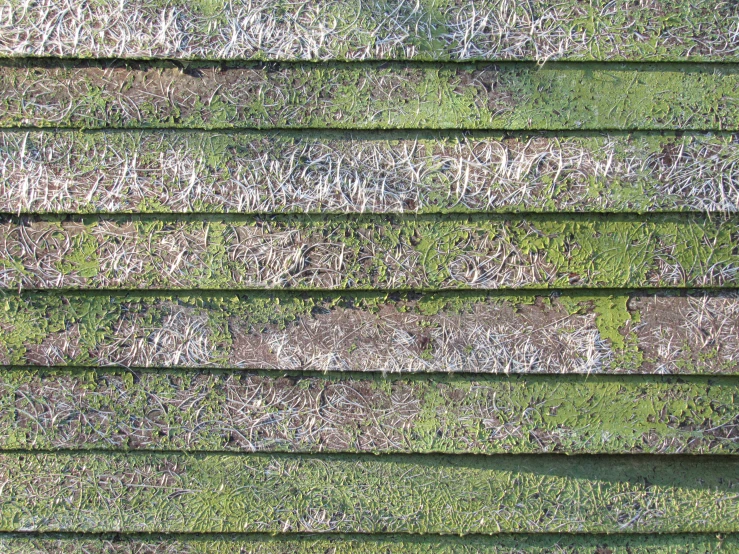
[[5, 213, 738, 290], [0, 296, 65, 364], [57, 233, 100, 278], [554, 293, 646, 365], [592, 295, 632, 349], [2, 63, 738, 130], [4, 130, 738, 214], [0, 290, 732, 374], [2, 532, 739, 553], [0, 451, 737, 533]]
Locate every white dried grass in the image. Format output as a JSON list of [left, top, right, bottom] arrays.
[[5, 296, 614, 372], [633, 292, 739, 373], [0, 0, 736, 61], [0, 218, 575, 289], [1, 132, 736, 214]]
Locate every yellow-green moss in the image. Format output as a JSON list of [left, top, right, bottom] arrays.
[[3, 0, 739, 62], [3, 213, 737, 290], [2, 532, 738, 553], [2, 369, 736, 453], [1, 62, 738, 130], [1, 452, 738, 533]]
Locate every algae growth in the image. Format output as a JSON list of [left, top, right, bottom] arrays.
[[1, 213, 737, 290], [1, 451, 738, 533], [1, 62, 738, 130], [1, 368, 737, 454], [2, 0, 738, 62], [0, 290, 736, 374]]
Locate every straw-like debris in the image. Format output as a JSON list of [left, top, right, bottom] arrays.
[[1, 292, 737, 374], [1, 62, 737, 130], [3, 369, 737, 454], [1, 214, 737, 290], [1, 131, 737, 214], [0, 0, 737, 62]]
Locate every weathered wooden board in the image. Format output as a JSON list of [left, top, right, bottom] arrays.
[[1, 291, 736, 374], [1, 452, 737, 533], [1, 62, 738, 130], [2, 532, 739, 553], [2, 369, 736, 454], [1, 214, 736, 290], [1, 0, 737, 62], [2, 131, 737, 214]]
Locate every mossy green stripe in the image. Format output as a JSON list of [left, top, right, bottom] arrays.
[[1, 0, 737, 62], [0, 291, 736, 374], [2, 369, 737, 454], [1, 62, 738, 130], [2, 532, 739, 554], [2, 214, 738, 290], [3, 130, 738, 214], [1, 452, 738, 533]]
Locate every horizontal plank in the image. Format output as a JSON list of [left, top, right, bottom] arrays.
[[1, 62, 738, 131], [1, 214, 737, 290], [0, 291, 736, 374], [2, 533, 739, 554], [1, 0, 737, 62], [2, 369, 737, 454], [1, 452, 738, 533], [2, 131, 738, 214]]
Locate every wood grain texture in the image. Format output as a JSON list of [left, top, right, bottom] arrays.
[[1, 0, 737, 62], [1, 131, 737, 214], [1, 62, 738, 130], [1, 452, 738, 533], [1, 291, 736, 374]]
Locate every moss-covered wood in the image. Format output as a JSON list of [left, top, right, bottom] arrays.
[[2, 532, 738, 553], [1, 291, 736, 374], [2, 61, 738, 131], [2, 369, 737, 454], [2, 131, 737, 214], [1, 0, 737, 63], [2, 0, 739, 548], [1, 452, 738, 533], [1, 214, 737, 290]]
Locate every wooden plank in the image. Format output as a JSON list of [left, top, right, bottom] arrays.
[[0, 214, 737, 290], [0, 0, 737, 62], [2, 131, 737, 215], [1, 291, 736, 374], [1, 452, 738, 533], [1, 62, 738, 131], [2, 532, 738, 553], [2, 369, 737, 454]]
